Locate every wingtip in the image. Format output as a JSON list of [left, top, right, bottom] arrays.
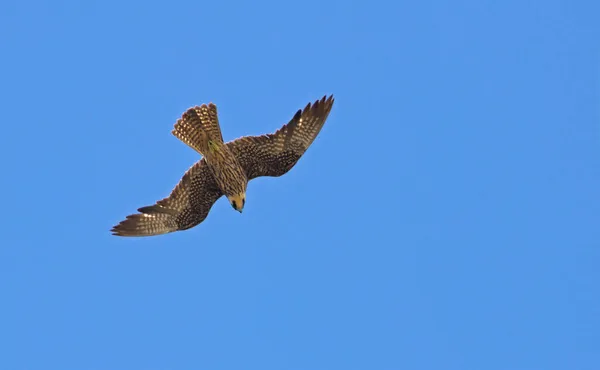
[[110, 224, 124, 236], [304, 94, 334, 112], [316, 94, 335, 109], [110, 219, 131, 237], [293, 109, 302, 120], [308, 94, 335, 115]]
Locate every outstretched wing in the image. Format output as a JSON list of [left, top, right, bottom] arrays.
[[226, 95, 334, 180], [111, 159, 223, 237]]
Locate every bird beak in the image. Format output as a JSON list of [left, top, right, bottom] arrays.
[[237, 208, 243, 213]]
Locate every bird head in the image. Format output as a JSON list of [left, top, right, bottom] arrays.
[[228, 193, 246, 213]]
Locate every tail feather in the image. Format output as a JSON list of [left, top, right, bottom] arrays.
[[172, 103, 224, 156], [111, 206, 179, 237]]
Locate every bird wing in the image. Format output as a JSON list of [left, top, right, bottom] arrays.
[[111, 159, 223, 237], [226, 95, 334, 180]]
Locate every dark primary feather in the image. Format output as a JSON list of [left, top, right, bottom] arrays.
[[226, 94, 334, 179], [111, 159, 223, 236]]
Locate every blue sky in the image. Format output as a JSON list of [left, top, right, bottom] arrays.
[[1, 0, 599, 369]]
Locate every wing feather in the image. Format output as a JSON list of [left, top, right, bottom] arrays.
[[226, 95, 334, 179], [111, 159, 223, 237]]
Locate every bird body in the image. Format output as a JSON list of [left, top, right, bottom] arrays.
[[172, 103, 248, 212], [203, 141, 247, 212], [112, 95, 334, 237]]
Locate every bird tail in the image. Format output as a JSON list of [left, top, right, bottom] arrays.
[[172, 103, 224, 156], [111, 205, 180, 237]]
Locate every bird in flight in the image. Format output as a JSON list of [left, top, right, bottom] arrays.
[[111, 95, 335, 237]]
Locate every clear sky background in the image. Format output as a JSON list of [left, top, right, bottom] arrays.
[[1, 1, 598, 369]]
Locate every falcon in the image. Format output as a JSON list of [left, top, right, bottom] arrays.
[[111, 95, 335, 237]]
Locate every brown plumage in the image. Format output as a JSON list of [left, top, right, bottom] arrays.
[[173, 103, 248, 203], [111, 95, 334, 237]]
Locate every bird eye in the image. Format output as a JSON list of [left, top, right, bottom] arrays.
[[232, 201, 237, 209], [242, 198, 246, 206]]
